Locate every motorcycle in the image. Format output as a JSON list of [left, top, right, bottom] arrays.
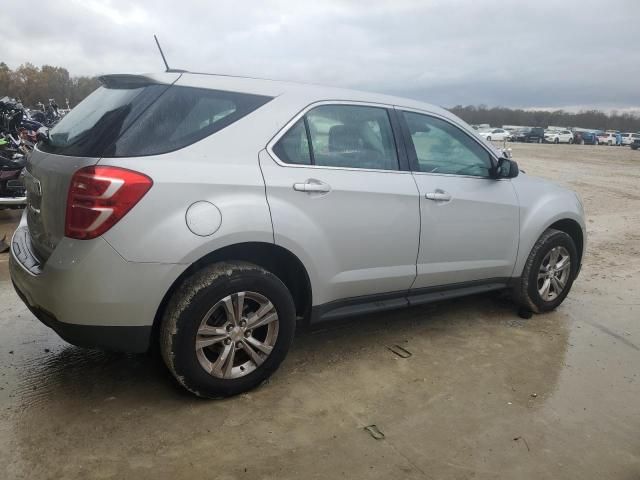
[[0, 97, 33, 210], [0, 151, 26, 209]]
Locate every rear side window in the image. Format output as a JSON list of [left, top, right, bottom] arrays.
[[41, 84, 272, 157], [272, 104, 399, 171], [271, 119, 311, 165]]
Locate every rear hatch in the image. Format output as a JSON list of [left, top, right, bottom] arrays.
[[25, 74, 179, 262]]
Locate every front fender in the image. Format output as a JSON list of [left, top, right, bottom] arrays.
[[512, 175, 586, 277]]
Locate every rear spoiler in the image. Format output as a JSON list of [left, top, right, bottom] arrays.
[[98, 73, 181, 89]]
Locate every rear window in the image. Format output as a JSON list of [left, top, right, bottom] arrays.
[[40, 84, 272, 157]]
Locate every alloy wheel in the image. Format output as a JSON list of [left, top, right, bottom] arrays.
[[537, 246, 571, 301], [195, 291, 279, 379]]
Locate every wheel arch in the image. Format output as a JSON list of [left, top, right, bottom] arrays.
[[151, 242, 313, 346], [547, 218, 584, 266]]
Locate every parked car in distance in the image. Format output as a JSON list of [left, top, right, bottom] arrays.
[[513, 127, 545, 143], [478, 128, 511, 142], [544, 130, 574, 144], [10, 71, 586, 398], [621, 133, 640, 146], [573, 130, 599, 145], [596, 132, 618, 146]]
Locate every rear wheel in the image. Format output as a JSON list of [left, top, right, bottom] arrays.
[[554, 138, 559, 144], [160, 262, 296, 398], [486, 136, 492, 141], [515, 229, 578, 313]]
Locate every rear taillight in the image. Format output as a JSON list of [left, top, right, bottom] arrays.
[[65, 166, 153, 240]]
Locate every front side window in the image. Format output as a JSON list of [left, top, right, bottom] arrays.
[[272, 104, 399, 171], [402, 111, 493, 177]]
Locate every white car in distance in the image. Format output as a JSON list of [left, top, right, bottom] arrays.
[[478, 128, 511, 142], [544, 130, 574, 144], [621, 133, 640, 146]]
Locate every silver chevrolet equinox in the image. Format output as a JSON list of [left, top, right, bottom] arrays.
[[10, 72, 586, 398]]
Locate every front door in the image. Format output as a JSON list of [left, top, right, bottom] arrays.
[[398, 109, 520, 289]]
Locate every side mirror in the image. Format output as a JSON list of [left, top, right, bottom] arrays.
[[493, 157, 519, 179]]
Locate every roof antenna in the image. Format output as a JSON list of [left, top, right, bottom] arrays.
[[154, 34, 170, 72]]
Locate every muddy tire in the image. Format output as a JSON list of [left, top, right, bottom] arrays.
[[160, 262, 296, 398], [515, 229, 578, 314]]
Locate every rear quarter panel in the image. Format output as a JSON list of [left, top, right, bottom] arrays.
[[99, 94, 305, 264]]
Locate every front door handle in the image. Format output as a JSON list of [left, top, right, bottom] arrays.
[[293, 179, 331, 193], [425, 191, 452, 202]]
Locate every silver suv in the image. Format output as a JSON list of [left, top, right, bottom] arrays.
[[10, 72, 585, 398]]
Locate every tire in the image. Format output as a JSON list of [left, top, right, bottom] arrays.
[[538, 138, 542, 144], [554, 138, 559, 144], [514, 229, 578, 313], [569, 138, 574, 144], [607, 141, 612, 146], [486, 136, 491, 141], [160, 261, 296, 398]]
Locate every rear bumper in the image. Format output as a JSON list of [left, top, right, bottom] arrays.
[[9, 220, 186, 353], [12, 281, 151, 352]]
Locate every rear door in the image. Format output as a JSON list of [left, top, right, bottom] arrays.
[[260, 102, 420, 306], [398, 109, 520, 289]]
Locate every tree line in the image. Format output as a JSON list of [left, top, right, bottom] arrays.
[[448, 104, 640, 132], [0, 62, 100, 109], [2, 62, 639, 132]]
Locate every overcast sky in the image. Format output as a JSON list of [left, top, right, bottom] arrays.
[[3, 0, 639, 111]]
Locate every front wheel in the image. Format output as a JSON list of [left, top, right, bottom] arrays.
[[160, 262, 296, 398], [569, 138, 574, 144], [514, 229, 578, 313], [486, 136, 492, 141]]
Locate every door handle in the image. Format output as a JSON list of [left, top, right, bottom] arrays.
[[425, 191, 451, 202], [293, 179, 331, 193]]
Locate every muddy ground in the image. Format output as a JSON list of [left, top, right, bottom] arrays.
[[0, 143, 638, 479]]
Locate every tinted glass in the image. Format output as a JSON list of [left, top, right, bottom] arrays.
[[40, 84, 272, 157], [109, 87, 271, 156], [41, 85, 167, 157], [403, 111, 492, 177], [305, 105, 398, 170], [272, 119, 311, 165]]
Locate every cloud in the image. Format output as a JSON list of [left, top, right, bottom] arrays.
[[2, 0, 639, 110]]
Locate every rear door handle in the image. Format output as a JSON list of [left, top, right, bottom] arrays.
[[425, 191, 451, 202], [293, 179, 331, 193]]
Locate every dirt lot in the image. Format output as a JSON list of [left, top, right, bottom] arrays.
[[0, 143, 638, 479]]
